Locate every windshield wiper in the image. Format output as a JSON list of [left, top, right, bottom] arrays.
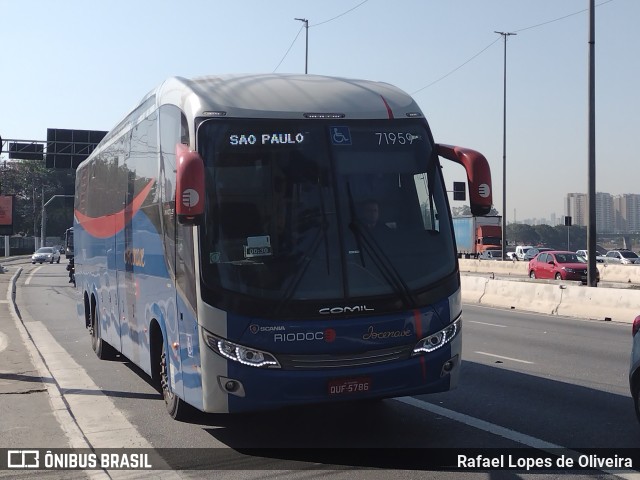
[[275, 183, 331, 315], [346, 184, 416, 309]]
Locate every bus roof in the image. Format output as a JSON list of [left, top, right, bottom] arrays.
[[150, 74, 424, 121]]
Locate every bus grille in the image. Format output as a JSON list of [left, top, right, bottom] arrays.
[[277, 345, 414, 370]]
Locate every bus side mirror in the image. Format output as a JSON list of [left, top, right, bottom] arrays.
[[176, 144, 205, 225], [436, 144, 492, 216]]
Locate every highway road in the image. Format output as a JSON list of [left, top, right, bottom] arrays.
[[7, 260, 640, 478]]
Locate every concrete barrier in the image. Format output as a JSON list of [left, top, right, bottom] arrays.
[[597, 264, 640, 284], [554, 286, 640, 323], [461, 275, 639, 324], [460, 259, 640, 284], [460, 259, 529, 276]]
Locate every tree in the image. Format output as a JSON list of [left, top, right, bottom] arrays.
[[0, 159, 75, 237], [533, 224, 561, 248], [506, 223, 539, 246], [452, 205, 500, 217]]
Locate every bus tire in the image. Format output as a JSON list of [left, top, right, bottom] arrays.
[[90, 307, 114, 360], [160, 341, 193, 421]]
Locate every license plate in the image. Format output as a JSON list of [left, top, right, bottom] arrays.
[[328, 377, 371, 395]]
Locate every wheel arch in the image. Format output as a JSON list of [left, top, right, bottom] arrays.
[[149, 317, 164, 389]]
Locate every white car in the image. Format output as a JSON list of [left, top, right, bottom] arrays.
[[31, 247, 61, 264], [630, 315, 640, 423], [514, 245, 534, 261], [604, 250, 640, 265], [575, 250, 605, 263]]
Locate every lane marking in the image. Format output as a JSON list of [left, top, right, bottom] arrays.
[[7, 268, 181, 478], [395, 397, 640, 480], [0, 331, 8, 353], [474, 351, 534, 364], [468, 320, 507, 328], [25, 266, 43, 285], [396, 396, 561, 448]]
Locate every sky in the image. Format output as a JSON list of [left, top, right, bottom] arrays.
[[1, 0, 638, 223]]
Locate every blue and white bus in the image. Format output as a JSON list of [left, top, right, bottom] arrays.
[[74, 74, 493, 419]]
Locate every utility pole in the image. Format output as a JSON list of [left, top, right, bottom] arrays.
[[587, 0, 597, 287], [295, 18, 309, 74], [495, 31, 516, 260], [41, 194, 74, 248]]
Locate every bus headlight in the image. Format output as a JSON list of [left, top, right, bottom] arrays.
[[203, 330, 281, 368], [412, 317, 461, 355]]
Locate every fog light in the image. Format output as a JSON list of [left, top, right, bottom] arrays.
[[218, 376, 246, 397], [225, 380, 239, 392], [440, 355, 459, 377]]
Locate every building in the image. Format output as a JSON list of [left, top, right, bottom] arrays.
[[567, 192, 640, 233], [615, 194, 640, 233], [596, 193, 615, 233], [566, 193, 587, 227]]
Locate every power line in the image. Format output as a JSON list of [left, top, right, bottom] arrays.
[[411, 0, 616, 95], [310, 0, 369, 28], [411, 38, 501, 95], [273, 25, 304, 73], [272, 0, 370, 72], [514, 0, 614, 33]]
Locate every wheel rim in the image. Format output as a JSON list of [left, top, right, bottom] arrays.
[[160, 345, 175, 405], [90, 310, 98, 350]]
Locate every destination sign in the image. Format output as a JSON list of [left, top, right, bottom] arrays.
[[229, 132, 305, 146]]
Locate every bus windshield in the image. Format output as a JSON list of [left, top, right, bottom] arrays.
[[198, 119, 455, 313]]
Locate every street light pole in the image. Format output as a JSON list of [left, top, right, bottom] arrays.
[[495, 31, 516, 260], [295, 18, 309, 74], [41, 194, 74, 247], [587, 0, 597, 287]]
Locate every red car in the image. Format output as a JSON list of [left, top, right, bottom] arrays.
[[528, 250, 599, 285]]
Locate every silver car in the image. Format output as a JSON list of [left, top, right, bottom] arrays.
[[604, 249, 640, 265], [630, 315, 640, 423], [31, 247, 61, 264]]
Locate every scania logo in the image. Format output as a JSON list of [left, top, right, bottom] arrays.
[[249, 324, 286, 334], [319, 305, 374, 315]]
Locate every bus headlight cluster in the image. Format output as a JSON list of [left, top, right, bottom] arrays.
[[203, 330, 281, 368], [412, 317, 461, 355]]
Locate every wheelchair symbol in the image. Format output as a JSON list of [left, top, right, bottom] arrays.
[[331, 127, 351, 145]]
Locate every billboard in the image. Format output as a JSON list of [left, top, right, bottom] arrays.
[[45, 129, 107, 169], [9, 142, 44, 161], [0, 195, 15, 235]]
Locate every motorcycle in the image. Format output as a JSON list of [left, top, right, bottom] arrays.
[[66, 259, 75, 287]]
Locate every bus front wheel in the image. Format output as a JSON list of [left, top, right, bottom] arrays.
[[160, 341, 193, 421]]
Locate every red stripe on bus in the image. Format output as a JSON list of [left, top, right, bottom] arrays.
[[74, 179, 156, 239], [380, 95, 394, 119]]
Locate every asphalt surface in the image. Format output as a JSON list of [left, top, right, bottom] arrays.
[[0, 258, 94, 478], [0, 258, 73, 447]]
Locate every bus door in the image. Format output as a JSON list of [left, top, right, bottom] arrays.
[[117, 166, 141, 363], [105, 213, 122, 351]]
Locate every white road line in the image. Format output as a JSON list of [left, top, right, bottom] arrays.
[[25, 266, 43, 285], [7, 268, 183, 479], [474, 351, 534, 364], [0, 331, 8, 353], [468, 320, 507, 328], [396, 396, 562, 449], [395, 397, 640, 480]]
